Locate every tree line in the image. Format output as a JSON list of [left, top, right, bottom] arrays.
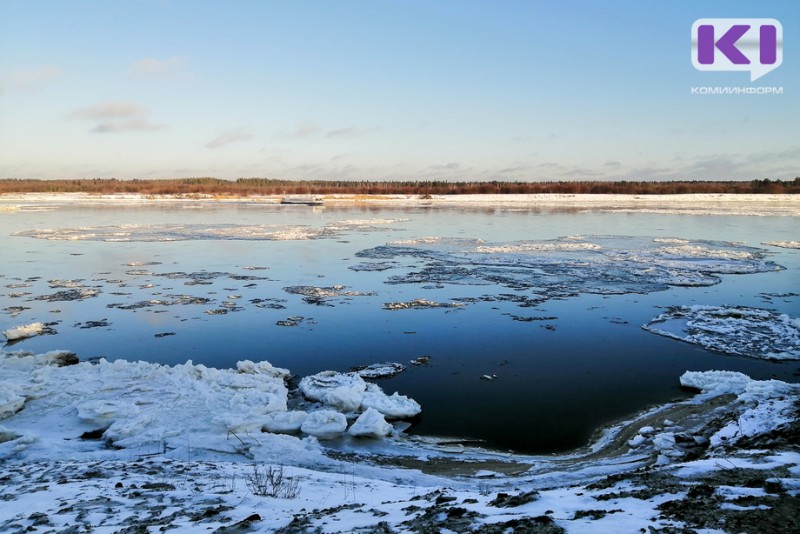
[[0, 177, 798, 196]]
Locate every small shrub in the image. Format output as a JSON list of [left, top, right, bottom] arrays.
[[245, 464, 300, 499]]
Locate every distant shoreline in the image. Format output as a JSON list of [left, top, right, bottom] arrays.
[[0, 177, 798, 197], [2, 192, 799, 216]]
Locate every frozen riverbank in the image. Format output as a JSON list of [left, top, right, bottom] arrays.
[[2, 192, 799, 217], [1, 349, 798, 532]]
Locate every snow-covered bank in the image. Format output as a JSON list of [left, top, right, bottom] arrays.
[[2, 192, 799, 216], [1, 349, 798, 532]]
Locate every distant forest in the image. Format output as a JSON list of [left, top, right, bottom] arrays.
[[1, 178, 798, 196]]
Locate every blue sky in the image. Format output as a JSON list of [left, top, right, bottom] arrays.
[[1, 1, 797, 181]]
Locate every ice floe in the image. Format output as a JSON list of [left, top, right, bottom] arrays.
[[763, 240, 800, 249], [382, 298, 465, 310], [2, 322, 47, 341], [283, 285, 375, 305], [14, 218, 407, 243], [357, 236, 783, 304], [643, 305, 800, 360], [351, 362, 406, 379]]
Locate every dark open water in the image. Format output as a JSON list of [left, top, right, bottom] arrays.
[[2, 201, 798, 453]]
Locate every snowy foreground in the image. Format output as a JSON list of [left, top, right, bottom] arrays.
[[1, 351, 798, 533]]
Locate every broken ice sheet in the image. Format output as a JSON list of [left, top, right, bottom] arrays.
[[356, 236, 783, 302], [283, 285, 375, 306], [643, 305, 800, 360]]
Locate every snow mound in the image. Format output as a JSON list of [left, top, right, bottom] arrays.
[[644, 305, 800, 360], [348, 408, 393, 438], [300, 410, 348, 439], [3, 322, 45, 341]]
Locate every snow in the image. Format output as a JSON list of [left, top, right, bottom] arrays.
[[644, 305, 800, 360], [0, 348, 798, 532], [2, 322, 45, 341]]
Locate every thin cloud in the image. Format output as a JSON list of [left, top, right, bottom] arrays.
[[130, 56, 190, 78], [325, 126, 375, 138], [70, 101, 142, 120], [1, 65, 63, 92], [289, 121, 321, 138], [206, 130, 254, 149], [69, 100, 166, 133], [91, 119, 166, 133], [429, 162, 461, 171]]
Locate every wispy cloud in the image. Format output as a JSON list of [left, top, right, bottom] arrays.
[[325, 126, 375, 138], [283, 122, 376, 139], [1, 65, 63, 92], [70, 100, 165, 133], [429, 162, 461, 171], [130, 56, 190, 79], [91, 119, 166, 133], [206, 130, 254, 149], [70, 101, 142, 120], [288, 121, 321, 138]]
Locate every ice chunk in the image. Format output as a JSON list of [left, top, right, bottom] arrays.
[[323, 387, 363, 413], [680, 370, 753, 394], [262, 411, 308, 434], [627, 434, 647, 448], [348, 408, 392, 439], [352, 362, 405, 379], [644, 305, 800, 360], [3, 322, 45, 341], [361, 384, 422, 419], [763, 240, 800, 249], [298, 371, 367, 403], [76, 400, 139, 425], [236, 360, 291, 380], [0, 383, 25, 418], [300, 410, 347, 439]]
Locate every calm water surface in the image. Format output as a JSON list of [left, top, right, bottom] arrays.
[[2, 201, 798, 453]]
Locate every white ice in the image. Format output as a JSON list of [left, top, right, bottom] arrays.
[[347, 408, 393, 438], [2, 322, 45, 341], [300, 410, 348, 439]]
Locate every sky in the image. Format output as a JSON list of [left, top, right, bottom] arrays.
[[1, 0, 798, 182]]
